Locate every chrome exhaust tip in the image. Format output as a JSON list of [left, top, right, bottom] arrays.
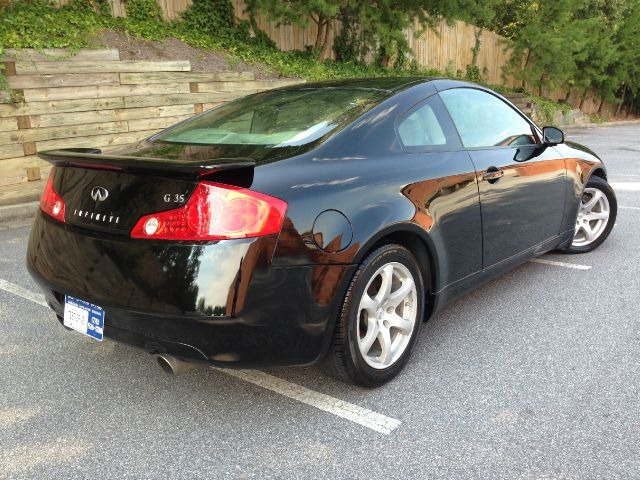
[[155, 354, 197, 376]]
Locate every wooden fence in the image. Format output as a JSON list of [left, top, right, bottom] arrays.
[[0, 48, 302, 191], [48, 0, 631, 116], [50, 0, 516, 86]]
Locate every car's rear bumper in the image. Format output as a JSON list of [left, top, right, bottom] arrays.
[[27, 213, 356, 367]]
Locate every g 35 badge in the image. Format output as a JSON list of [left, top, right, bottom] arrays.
[[163, 193, 185, 203]]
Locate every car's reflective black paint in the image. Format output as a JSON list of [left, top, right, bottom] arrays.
[[27, 78, 607, 368]]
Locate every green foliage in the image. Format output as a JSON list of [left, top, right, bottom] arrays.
[[246, 0, 498, 65], [464, 27, 484, 82], [66, 0, 112, 16], [0, 0, 102, 49], [245, 0, 339, 58], [530, 95, 572, 126], [124, 0, 163, 22], [0, 45, 21, 104], [180, 0, 240, 42], [492, 0, 640, 115], [0, 0, 629, 117], [333, 7, 364, 63]]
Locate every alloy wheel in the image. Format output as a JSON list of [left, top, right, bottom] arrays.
[[572, 187, 610, 247], [356, 262, 418, 369]]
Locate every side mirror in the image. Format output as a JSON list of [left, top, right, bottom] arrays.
[[542, 126, 564, 146]]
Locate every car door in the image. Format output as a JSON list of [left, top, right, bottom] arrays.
[[395, 94, 483, 288], [439, 87, 567, 268]]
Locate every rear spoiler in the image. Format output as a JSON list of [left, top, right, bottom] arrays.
[[38, 148, 256, 176]]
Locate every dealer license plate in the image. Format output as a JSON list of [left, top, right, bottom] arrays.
[[63, 295, 105, 341]]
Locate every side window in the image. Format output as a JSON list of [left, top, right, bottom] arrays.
[[397, 96, 460, 152], [439, 88, 537, 148]]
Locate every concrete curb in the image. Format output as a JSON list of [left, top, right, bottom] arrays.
[[564, 119, 640, 130], [0, 201, 39, 225]]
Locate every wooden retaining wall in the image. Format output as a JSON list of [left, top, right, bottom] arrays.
[[0, 49, 303, 190]]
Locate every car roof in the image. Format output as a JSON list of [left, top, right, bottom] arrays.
[[277, 77, 443, 93]]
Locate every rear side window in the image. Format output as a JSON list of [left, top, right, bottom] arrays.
[[396, 96, 461, 152], [439, 88, 537, 148]]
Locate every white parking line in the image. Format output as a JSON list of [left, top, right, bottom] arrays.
[[610, 174, 640, 178], [0, 278, 401, 435], [611, 182, 640, 191], [0, 279, 47, 307], [217, 368, 401, 434], [620, 205, 640, 210], [529, 259, 592, 270]]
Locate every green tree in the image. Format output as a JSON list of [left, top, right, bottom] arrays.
[[492, 0, 640, 116], [247, 0, 498, 64], [502, 0, 591, 96], [353, 0, 498, 66], [244, 0, 341, 58], [611, 0, 640, 115], [572, 1, 624, 112]]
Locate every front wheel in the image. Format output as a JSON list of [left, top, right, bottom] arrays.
[[562, 176, 617, 254], [326, 244, 425, 387]]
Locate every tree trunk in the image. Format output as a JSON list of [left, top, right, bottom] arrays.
[[564, 87, 572, 103], [314, 15, 325, 51], [521, 50, 531, 89], [615, 83, 627, 117], [317, 20, 332, 59], [538, 73, 545, 97], [579, 90, 588, 110], [597, 97, 605, 115]]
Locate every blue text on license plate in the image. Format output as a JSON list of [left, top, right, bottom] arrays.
[[63, 295, 105, 341]]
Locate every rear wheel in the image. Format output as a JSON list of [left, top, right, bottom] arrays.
[[562, 176, 617, 254], [326, 244, 425, 387]]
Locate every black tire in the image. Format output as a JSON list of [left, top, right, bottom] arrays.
[[560, 176, 617, 254], [325, 244, 425, 387]]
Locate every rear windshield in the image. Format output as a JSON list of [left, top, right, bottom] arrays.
[[155, 87, 387, 147]]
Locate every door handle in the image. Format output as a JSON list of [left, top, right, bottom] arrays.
[[482, 168, 504, 183]]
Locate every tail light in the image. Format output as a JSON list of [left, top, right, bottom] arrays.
[[131, 182, 287, 241], [40, 170, 66, 223]]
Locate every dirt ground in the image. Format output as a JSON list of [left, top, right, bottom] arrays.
[[98, 30, 279, 79]]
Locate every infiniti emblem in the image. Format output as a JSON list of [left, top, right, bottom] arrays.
[[90, 186, 109, 202]]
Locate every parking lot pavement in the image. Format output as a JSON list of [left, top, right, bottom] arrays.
[[1, 124, 639, 480]]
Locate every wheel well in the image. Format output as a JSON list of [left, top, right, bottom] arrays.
[[591, 167, 607, 181], [369, 231, 437, 320]]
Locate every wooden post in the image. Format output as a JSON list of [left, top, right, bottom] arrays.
[[27, 167, 41, 182]]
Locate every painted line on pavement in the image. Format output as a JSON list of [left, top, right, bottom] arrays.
[[611, 182, 640, 192], [610, 174, 640, 178], [619, 205, 640, 211], [216, 368, 401, 435], [0, 278, 401, 435], [529, 258, 592, 270], [0, 279, 47, 307]]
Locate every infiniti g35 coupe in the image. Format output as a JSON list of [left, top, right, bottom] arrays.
[[27, 78, 617, 386]]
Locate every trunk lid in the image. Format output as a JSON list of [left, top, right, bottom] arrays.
[[41, 148, 256, 236]]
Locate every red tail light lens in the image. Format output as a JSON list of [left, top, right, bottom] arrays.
[[130, 182, 287, 241], [40, 170, 66, 223]]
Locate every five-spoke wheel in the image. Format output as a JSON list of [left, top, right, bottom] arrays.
[[563, 175, 617, 253], [357, 262, 418, 369], [573, 187, 611, 247], [327, 244, 425, 387]]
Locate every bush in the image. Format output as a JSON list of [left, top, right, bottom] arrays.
[[124, 0, 163, 23], [179, 0, 243, 44]]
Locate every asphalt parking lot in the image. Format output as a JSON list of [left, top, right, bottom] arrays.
[[1, 124, 639, 480]]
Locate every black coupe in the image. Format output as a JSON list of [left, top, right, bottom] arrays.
[[27, 78, 617, 386]]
